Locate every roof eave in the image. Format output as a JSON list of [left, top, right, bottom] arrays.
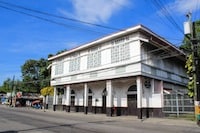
[[48, 25, 143, 61]]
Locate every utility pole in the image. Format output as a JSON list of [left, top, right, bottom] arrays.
[[10, 76, 15, 107], [184, 13, 200, 126]]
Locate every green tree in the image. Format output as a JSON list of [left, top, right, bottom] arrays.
[[40, 86, 54, 110], [0, 78, 12, 93], [21, 58, 50, 93], [180, 20, 200, 98], [185, 54, 194, 97]]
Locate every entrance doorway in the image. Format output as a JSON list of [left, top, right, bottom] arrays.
[[127, 85, 137, 115], [70, 89, 75, 112], [88, 89, 93, 112], [102, 88, 107, 113]]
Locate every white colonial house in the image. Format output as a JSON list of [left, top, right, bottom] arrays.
[[48, 25, 188, 118]]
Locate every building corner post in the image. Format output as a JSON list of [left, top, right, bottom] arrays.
[[66, 85, 71, 112], [106, 80, 113, 117], [84, 83, 88, 114], [137, 76, 143, 119]]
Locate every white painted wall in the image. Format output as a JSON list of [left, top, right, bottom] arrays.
[[141, 78, 163, 108], [129, 40, 141, 62], [51, 34, 142, 82], [112, 78, 135, 107], [101, 49, 111, 66], [80, 55, 87, 71], [88, 82, 106, 107], [69, 85, 84, 106], [141, 44, 187, 85], [63, 61, 69, 75]]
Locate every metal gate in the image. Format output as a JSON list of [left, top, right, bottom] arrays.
[[163, 92, 194, 116]]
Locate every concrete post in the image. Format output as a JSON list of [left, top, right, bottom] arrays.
[[84, 83, 88, 114], [106, 80, 113, 116], [66, 85, 71, 112], [53, 87, 57, 111], [137, 76, 143, 119]]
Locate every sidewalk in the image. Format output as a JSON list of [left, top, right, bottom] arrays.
[[38, 107, 199, 128]]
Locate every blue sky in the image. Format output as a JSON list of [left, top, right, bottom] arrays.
[[0, 0, 200, 85]]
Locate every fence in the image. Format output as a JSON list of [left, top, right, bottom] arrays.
[[163, 92, 194, 116]]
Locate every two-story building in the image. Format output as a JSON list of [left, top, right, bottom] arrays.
[[48, 25, 188, 118]]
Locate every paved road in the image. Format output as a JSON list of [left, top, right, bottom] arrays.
[[0, 105, 199, 133]]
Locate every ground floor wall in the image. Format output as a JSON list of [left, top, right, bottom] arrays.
[[52, 76, 187, 118], [53, 104, 164, 117]]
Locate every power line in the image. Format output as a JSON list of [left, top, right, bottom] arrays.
[[0, 0, 122, 32], [142, 0, 183, 44], [0, 0, 184, 45], [150, 0, 184, 35], [194, 0, 200, 21], [0, 5, 108, 35]]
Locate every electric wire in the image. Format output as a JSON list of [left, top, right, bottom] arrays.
[[150, 0, 184, 35], [156, 0, 183, 33], [0, 0, 183, 43], [0, 1, 188, 85], [0, 5, 108, 35], [193, 0, 200, 21], [145, 0, 173, 29], [143, 0, 183, 44], [0, 0, 122, 32]]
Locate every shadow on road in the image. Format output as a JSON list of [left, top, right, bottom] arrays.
[[0, 131, 18, 133], [0, 123, 89, 133], [0, 120, 116, 133]]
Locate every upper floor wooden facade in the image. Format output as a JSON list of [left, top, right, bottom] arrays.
[[48, 25, 187, 87]]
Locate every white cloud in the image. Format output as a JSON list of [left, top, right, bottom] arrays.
[[60, 0, 130, 23], [166, 0, 200, 14]]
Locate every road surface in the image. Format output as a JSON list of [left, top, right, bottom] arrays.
[[0, 105, 199, 133]]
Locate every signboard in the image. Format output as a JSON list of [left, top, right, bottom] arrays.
[[195, 101, 200, 121]]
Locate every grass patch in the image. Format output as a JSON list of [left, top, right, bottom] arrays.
[[166, 113, 195, 121]]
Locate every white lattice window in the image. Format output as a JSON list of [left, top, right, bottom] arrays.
[[111, 45, 120, 63], [111, 36, 130, 63], [87, 46, 101, 69], [55, 59, 64, 75], [69, 53, 80, 72], [120, 43, 130, 60]]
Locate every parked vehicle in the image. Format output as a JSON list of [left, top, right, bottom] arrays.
[[32, 100, 42, 109]]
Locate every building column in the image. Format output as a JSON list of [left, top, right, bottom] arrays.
[[84, 83, 88, 114], [53, 87, 57, 111], [137, 76, 143, 119], [66, 85, 71, 112], [61, 87, 66, 111], [62, 88, 66, 104], [46, 95, 49, 109], [106, 80, 113, 116]]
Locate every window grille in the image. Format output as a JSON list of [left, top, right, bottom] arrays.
[[87, 46, 101, 69], [55, 59, 64, 75], [69, 53, 80, 72], [111, 41, 130, 63]]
